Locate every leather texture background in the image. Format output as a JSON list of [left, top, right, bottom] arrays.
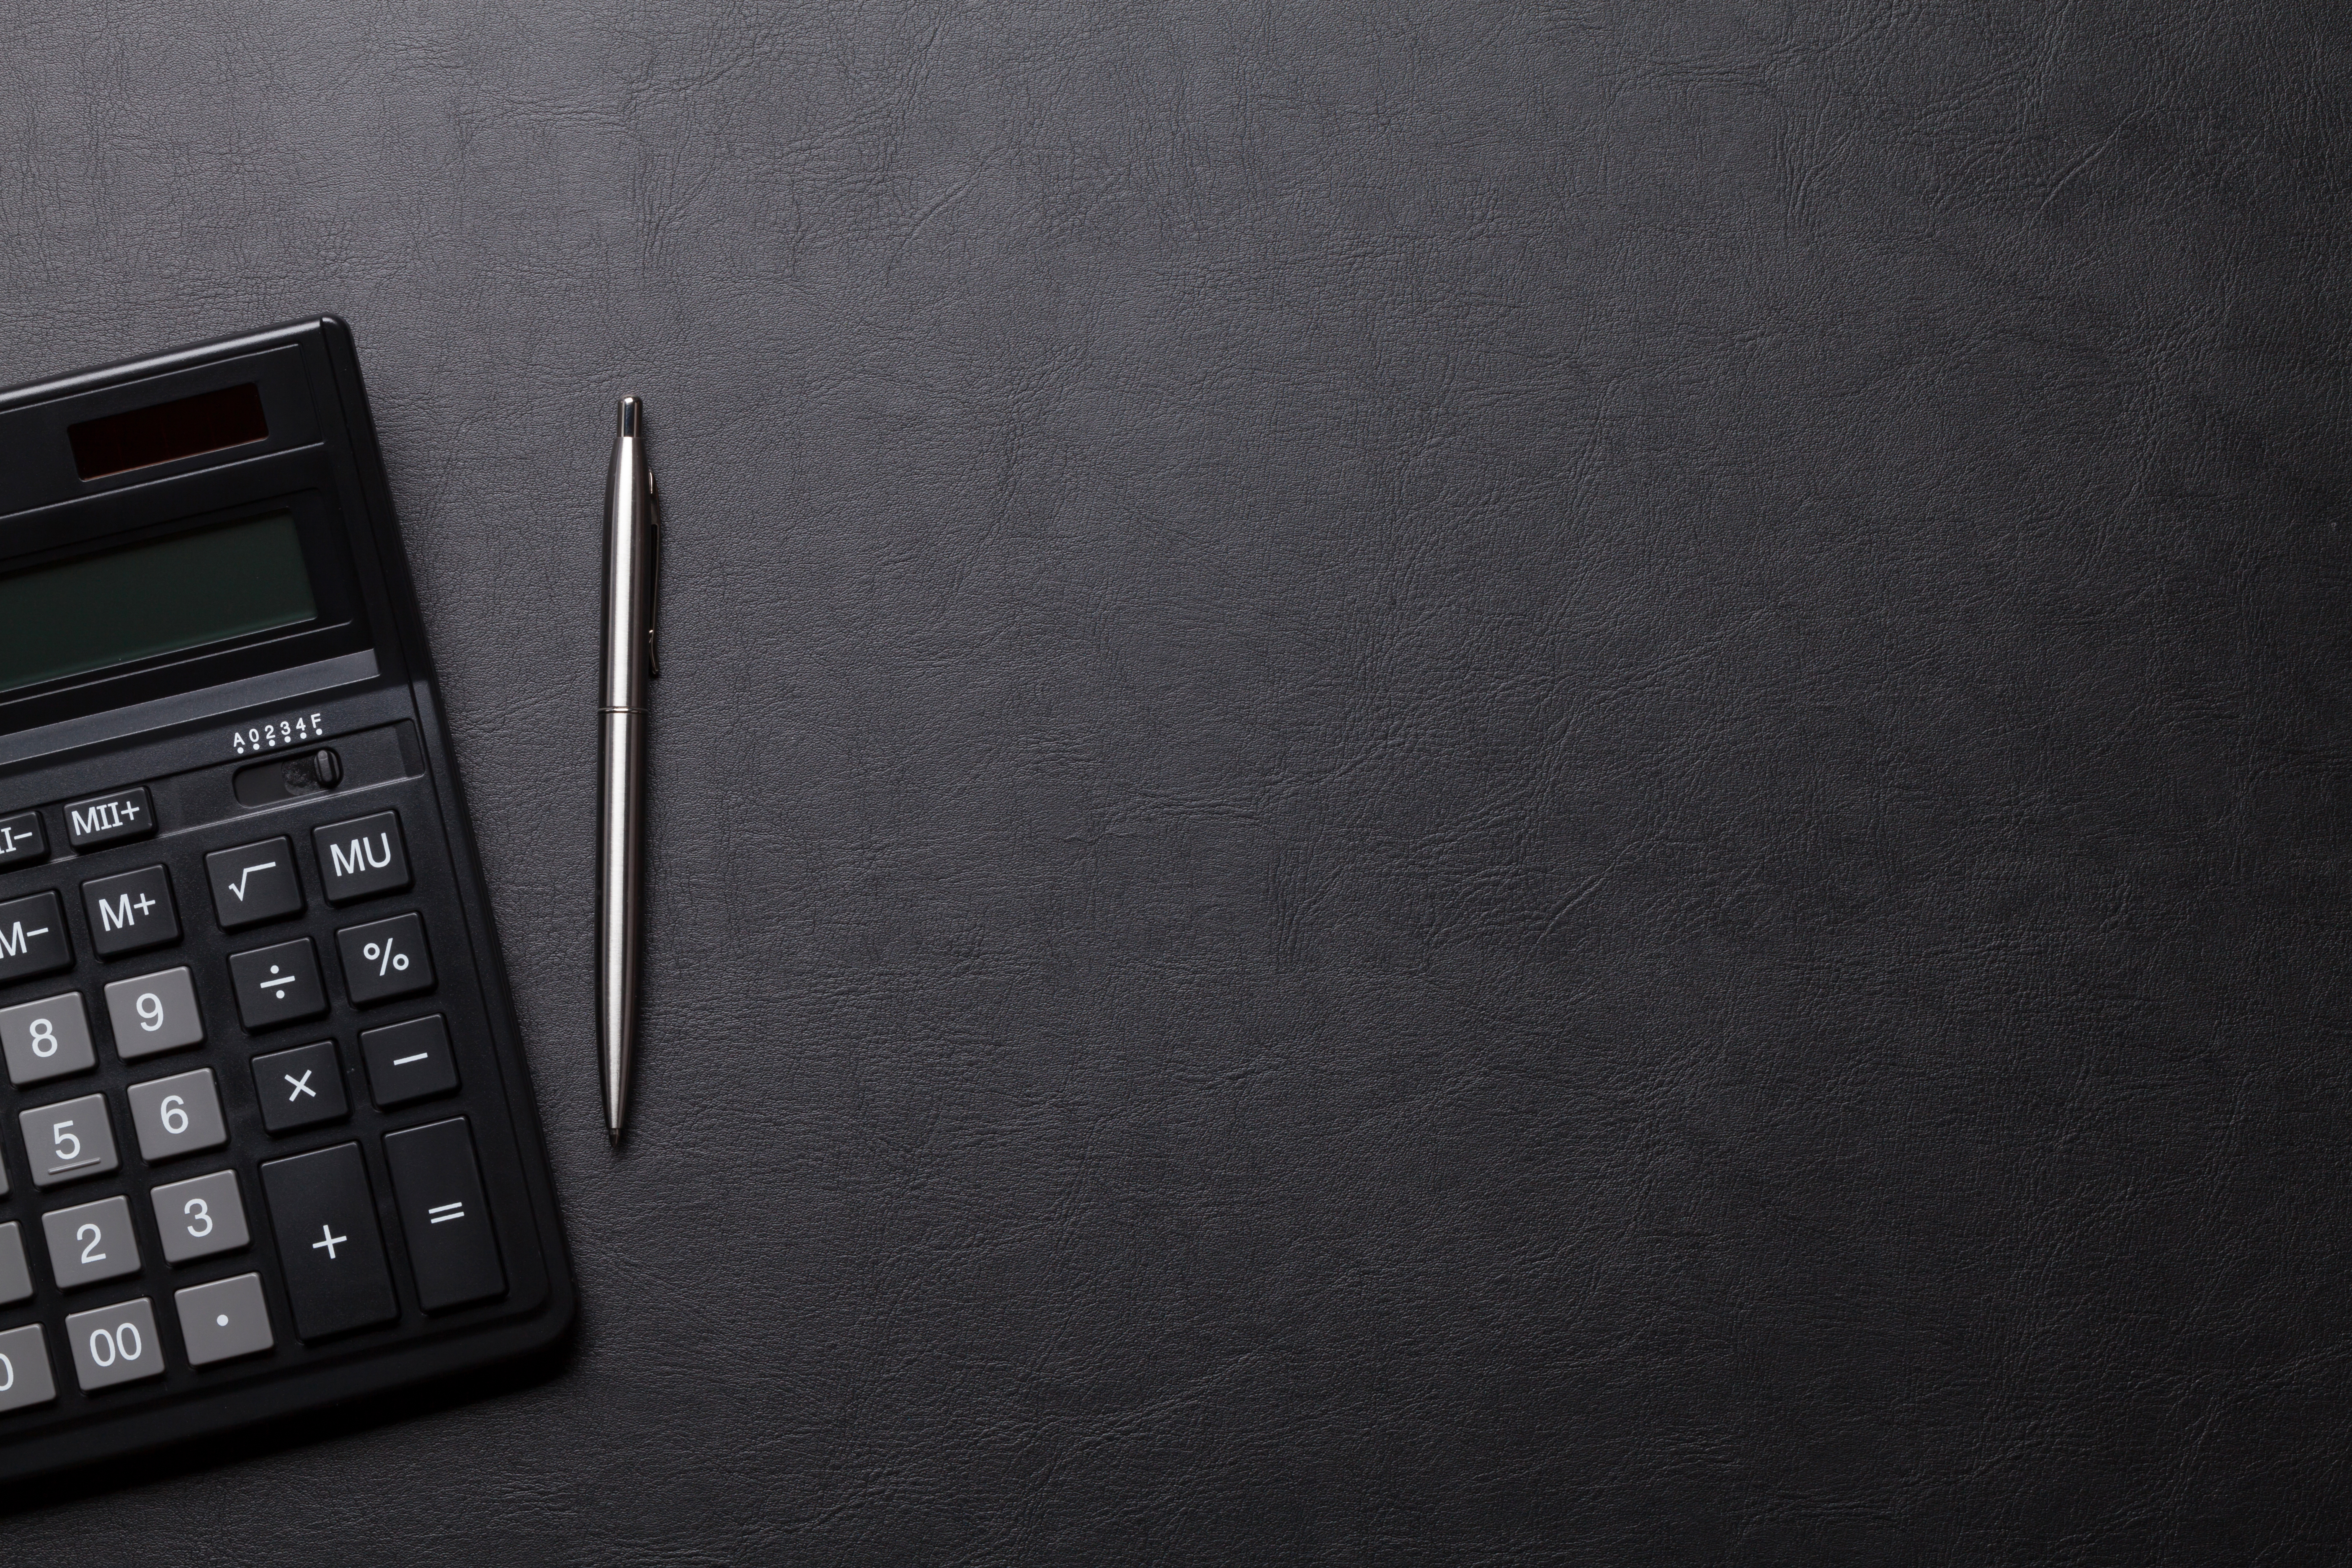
[[2, 0, 2348, 1561]]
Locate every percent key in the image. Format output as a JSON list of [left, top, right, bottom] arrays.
[[336, 912, 436, 1005]]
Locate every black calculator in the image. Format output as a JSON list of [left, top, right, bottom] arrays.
[[0, 320, 573, 1482]]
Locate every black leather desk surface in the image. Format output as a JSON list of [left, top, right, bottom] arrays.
[[2, 1, 2346, 1561]]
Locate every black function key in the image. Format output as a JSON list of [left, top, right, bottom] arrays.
[[81, 865, 178, 958], [260, 1142, 397, 1341], [204, 837, 304, 930], [383, 1118, 505, 1312], [313, 812, 410, 905], [228, 938, 328, 1031], [0, 811, 47, 869], [336, 912, 434, 1006], [359, 1014, 459, 1108], [252, 1040, 349, 1133], [63, 788, 153, 851], [0, 892, 71, 985]]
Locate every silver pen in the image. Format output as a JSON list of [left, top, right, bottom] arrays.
[[598, 396, 660, 1143]]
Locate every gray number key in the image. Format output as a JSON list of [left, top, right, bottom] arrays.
[[19, 1093, 118, 1187], [103, 967, 204, 1060], [174, 1273, 274, 1366], [0, 1222, 29, 1305], [65, 1297, 162, 1390], [126, 1068, 227, 1163], [149, 1168, 250, 1263], [0, 1324, 57, 1413], [41, 1195, 139, 1289], [0, 991, 94, 1087]]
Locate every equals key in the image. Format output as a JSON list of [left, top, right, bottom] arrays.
[[384, 1118, 504, 1313]]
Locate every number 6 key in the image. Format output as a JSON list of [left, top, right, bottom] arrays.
[[126, 1069, 227, 1163]]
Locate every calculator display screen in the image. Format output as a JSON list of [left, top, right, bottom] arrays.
[[0, 511, 317, 695]]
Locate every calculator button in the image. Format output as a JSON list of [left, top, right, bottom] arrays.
[[0, 1324, 56, 1413], [126, 1068, 227, 1163], [359, 1015, 459, 1107], [204, 837, 304, 931], [20, 1093, 119, 1187], [313, 811, 410, 905], [63, 788, 153, 851], [227, 938, 327, 1031], [0, 1223, 30, 1305], [0, 811, 47, 870], [252, 1041, 348, 1133], [0, 892, 71, 985], [175, 1272, 274, 1366], [150, 1169, 250, 1264], [260, 1142, 397, 1341], [0, 991, 94, 1086], [41, 1195, 140, 1289], [383, 1117, 505, 1312], [64, 1297, 162, 1390], [81, 864, 179, 958], [104, 967, 204, 1060], [335, 912, 434, 1006]]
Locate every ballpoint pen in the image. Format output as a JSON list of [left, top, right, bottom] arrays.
[[598, 396, 660, 1144]]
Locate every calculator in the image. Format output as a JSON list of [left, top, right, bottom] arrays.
[[0, 320, 573, 1483]]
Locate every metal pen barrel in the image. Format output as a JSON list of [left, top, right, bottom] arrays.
[[597, 396, 658, 1143]]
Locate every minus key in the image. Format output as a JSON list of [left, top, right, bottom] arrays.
[[358, 1014, 459, 1108]]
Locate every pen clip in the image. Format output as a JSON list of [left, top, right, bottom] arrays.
[[644, 464, 663, 680]]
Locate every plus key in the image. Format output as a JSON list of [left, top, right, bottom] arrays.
[[260, 1142, 395, 1341]]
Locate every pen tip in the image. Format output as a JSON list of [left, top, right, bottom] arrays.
[[617, 397, 642, 438]]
